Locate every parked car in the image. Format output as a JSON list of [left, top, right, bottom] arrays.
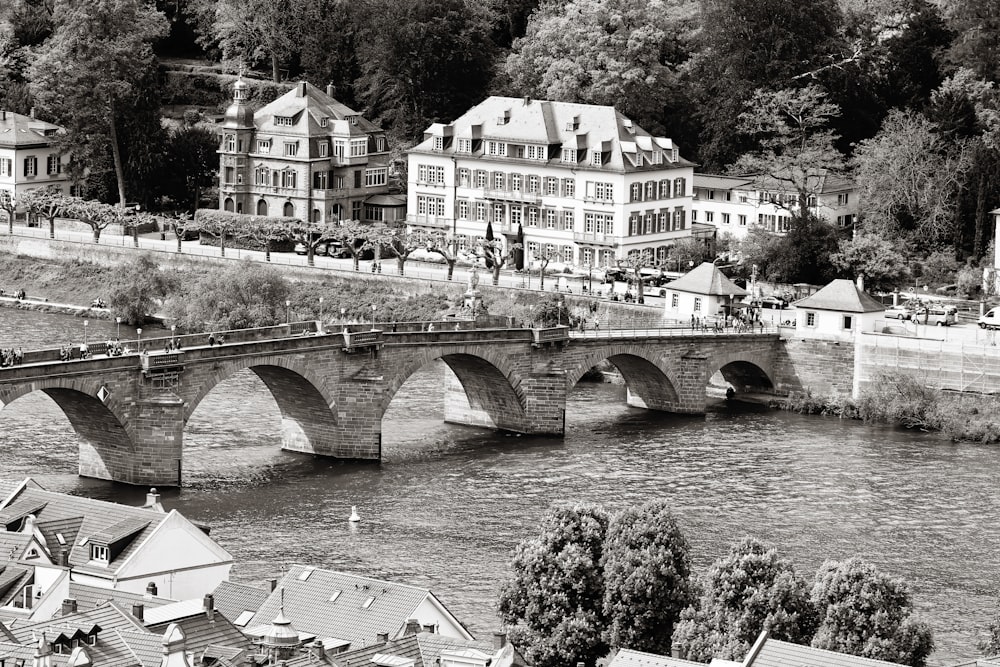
[[883, 305, 913, 320], [979, 307, 1000, 329], [758, 295, 789, 309], [315, 243, 328, 256], [602, 268, 628, 284], [914, 306, 957, 326], [294, 242, 308, 255]]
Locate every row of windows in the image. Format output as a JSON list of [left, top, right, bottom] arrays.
[[416, 195, 447, 217], [231, 135, 387, 157], [416, 164, 446, 185], [627, 209, 687, 235], [0, 156, 62, 178], [629, 178, 687, 202], [254, 166, 298, 189]]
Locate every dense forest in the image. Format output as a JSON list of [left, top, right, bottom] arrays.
[[1, 0, 999, 285]]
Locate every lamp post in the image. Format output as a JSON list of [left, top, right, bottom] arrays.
[[319, 296, 324, 323], [136, 327, 142, 349], [115, 316, 121, 339], [171, 324, 176, 346], [371, 304, 377, 331], [83, 319, 88, 346], [557, 297, 563, 326], [341, 307, 347, 333], [285, 299, 291, 324]]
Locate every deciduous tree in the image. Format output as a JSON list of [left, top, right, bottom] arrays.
[[672, 538, 817, 662], [498, 504, 609, 667], [831, 234, 908, 293], [107, 255, 172, 325], [29, 0, 168, 208], [811, 558, 934, 667], [329, 220, 373, 271], [602, 500, 694, 655], [213, 0, 297, 82], [164, 260, 290, 330]]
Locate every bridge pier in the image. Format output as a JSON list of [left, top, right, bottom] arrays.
[[443, 370, 566, 435]]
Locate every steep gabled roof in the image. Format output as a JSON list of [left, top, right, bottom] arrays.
[[0, 532, 32, 561], [693, 173, 754, 190], [211, 581, 269, 626], [794, 279, 884, 313], [145, 601, 251, 655], [255, 82, 378, 136], [665, 262, 747, 297], [0, 112, 63, 148], [246, 565, 466, 648], [746, 636, 908, 667], [325, 632, 491, 667], [0, 485, 171, 576], [67, 582, 175, 613]]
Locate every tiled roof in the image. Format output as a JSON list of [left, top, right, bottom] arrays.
[[35, 516, 85, 558], [0, 481, 26, 506], [0, 486, 169, 576], [666, 262, 747, 297], [0, 112, 63, 148], [0, 499, 49, 526], [247, 565, 437, 647], [211, 581, 269, 625], [609, 648, 705, 667], [412, 96, 693, 174], [744, 169, 855, 195], [9, 602, 149, 667], [0, 564, 31, 604], [67, 582, 175, 612], [116, 629, 165, 667], [747, 638, 908, 667], [794, 279, 884, 313], [0, 621, 16, 642], [146, 607, 251, 656], [255, 82, 378, 137], [329, 632, 491, 667], [0, 532, 32, 560], [91, 518, 150, 545], [693, 174, 754, 190]]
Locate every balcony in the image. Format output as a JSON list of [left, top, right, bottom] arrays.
[[573, 232, 618, 247], [406, 214, 453, 230], [312, 189, 350, 200], [484, 189, 542, 205]]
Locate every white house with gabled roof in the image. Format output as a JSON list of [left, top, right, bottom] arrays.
[[793, 279, 885, 341], [663, 262, 747, 322], [407, 96, 710, 270], [0, 479, 232, 605]]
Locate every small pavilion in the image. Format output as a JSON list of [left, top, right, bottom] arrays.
[[663, 262, 747, 322]]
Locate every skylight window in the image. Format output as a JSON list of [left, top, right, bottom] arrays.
[[328, 591, 341, 602], [298, 567, 315, 581], [234, 611, 254, 626], [361, 596, 375, 609]]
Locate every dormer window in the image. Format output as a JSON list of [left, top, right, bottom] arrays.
[[561, 148, 576, 163], [651, 151, 662, 165], [433, 136, 444, 151], [91, 544, 109, 562], [274, 116, 294, 127], [487, 141, 507, 157], [591, 151, 602, 166], [349, 116, 358, 126], [457, 139, 472, 154], [320, 117, 328, 128], [376, 137, 386, 152], [497, 110, 510, 125]]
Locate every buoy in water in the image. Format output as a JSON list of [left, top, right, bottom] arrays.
[[348, 506, 361, 522]]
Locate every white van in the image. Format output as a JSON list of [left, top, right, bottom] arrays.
[[979, 308, 1000, 329]]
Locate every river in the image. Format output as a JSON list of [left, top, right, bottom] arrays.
[[1, 306, 997, 664]]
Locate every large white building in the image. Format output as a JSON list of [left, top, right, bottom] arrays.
[[691, 171, 857, 241], [0, 109, 70, 201], [407, 96, 709, 268]]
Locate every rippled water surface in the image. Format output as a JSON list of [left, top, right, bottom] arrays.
[[1, 307, 998, 664]]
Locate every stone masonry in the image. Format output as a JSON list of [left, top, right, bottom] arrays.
[[0, 329, 796, 487]]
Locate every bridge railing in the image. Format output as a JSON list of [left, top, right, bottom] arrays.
[[571, 323, 779, 337]]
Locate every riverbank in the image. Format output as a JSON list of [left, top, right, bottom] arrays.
[[772, 372, 1000, 443]]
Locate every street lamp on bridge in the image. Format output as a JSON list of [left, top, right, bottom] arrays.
[[83, 319, 88, 347], [371, 304, 377, 331], [136, 327, 142, 350], [285, 299, 291, 324], [115, 316, 121, 339]]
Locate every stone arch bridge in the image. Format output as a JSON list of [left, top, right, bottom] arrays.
[[0, 326, 786, 486]]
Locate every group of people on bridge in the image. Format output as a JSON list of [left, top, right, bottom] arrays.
[[0, 288, 27, 300], [1, 347, 24, 367]]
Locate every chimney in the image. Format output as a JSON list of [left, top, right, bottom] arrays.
[[132, 604, 144, 621], [403, 619, 421, 636], [856, 274, 865, 292], [34, 632, 52, 667], [492, 632, 506, 651], [421, 624, 435, 634], [58, 547, 68, 567], [523, 96, 531, 106], [145, 487, 161, 509], [326, 83, 336, 98], [61, 599, 77, 616], [671, 646, 681, 659], [376, 633, 389, 644], [146, 582, 158, 596], [29, 107, 35, 119], [298, 81, 307, 97], [309, 640, 324, 660], [1, 111, 6, 121], [268, 578, 278, 592], [203, 594, 215, 621]]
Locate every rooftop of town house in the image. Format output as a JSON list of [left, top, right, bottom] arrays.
[[665, 262, 748, 297], [745, 635, 911, 667], [254, 82, 379, 138], [0, 563, 33, 606], [143, 597, 251, 655], [0, 479, 229, 578], [322, 631, 494, 667], [693, 173, 755, 191], [245, 564, 473, 649], [608, 647, 706, 667], [741, 169, 855, 196], [210, 580, 271, 627], [411, 96, 695, 173], [0, 111, 64, 148], [794, 279, 884, 313], [67, 581, 175, 613]]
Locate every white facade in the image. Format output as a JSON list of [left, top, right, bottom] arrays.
[[407, 97, 704, 269], [692, 172, 858, 241], [664, 291, 734, 321], [793, 308, 881, 341], [0, 110, 71, 202]]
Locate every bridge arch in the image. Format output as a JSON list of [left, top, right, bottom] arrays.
[[379, 345, 528, 431], [565, 346, 682, 412], [1, 379, 136, 482], [184, 356, 339, 456], [708, 350, 776, 395]]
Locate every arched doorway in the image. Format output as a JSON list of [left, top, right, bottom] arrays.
[[283, 202, 295, 217], [257, 199, 268, 216], [224, 197, 234, 212]]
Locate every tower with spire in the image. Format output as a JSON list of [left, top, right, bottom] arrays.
[[219, 76, 256, 215]]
